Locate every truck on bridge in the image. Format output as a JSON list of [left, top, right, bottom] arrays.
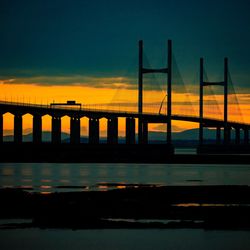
[[50, 100, 82, 109]]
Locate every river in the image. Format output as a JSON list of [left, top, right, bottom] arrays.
[[1, 162, 250, 192], [1, 160, 250, 249]]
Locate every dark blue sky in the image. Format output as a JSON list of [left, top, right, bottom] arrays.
[[1, 0, 250, 90]]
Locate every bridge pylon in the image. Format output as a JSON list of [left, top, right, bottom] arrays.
[[138, 40, 172, 144], [199, 57, 228, 145]]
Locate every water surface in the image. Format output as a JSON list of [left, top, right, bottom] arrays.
[[1, 163, 250, 192], [0, 228, 250, 250]]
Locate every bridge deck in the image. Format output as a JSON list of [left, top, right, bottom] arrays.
[[0, 101, 249, 128]]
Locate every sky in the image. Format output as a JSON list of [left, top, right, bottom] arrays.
[[1, 0, 250, 134]]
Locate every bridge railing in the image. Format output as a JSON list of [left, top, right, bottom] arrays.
[[0, 100, 50, 109], [0, 100, 158, 116]]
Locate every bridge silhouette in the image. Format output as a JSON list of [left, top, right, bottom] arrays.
[[0, 40, 249, 149]]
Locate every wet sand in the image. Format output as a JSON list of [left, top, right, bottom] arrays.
[[1, 185, 250, 230]]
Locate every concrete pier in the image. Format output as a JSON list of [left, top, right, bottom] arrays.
[[138, 119, 143, 144], [14, 114, 22, 143], [216, 127, 221, 144], [138, 120, 148, 144], [33, 115, 42, 143], [52, 116, 61, 144], [89, 118, 99, 144], [235, 127, 240, 145], [244, 129, 249, 144], [70, 117, 81, 144], [107, 117, 118, 144], [142, 121, 148, 144], [126, 118, 135, 144], [224, 126, 231, 144], [0, 114, 3, 143]]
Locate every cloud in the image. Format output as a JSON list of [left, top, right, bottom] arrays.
[[231, 94, 250, 104], [1, 73, 250, 100], [0, 73, 195, 92], [0, 73, 172, 91], [0, 75, 137, 89], [0, 79, 16, 84]]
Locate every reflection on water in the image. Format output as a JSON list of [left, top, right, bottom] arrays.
[[175, 148, 196, 155], [21, 166, 32, 177], [41, 167, 51, 176], [173, 203, 250, 207], [2, 167, 14, 176], [1, 163, 250, 192]]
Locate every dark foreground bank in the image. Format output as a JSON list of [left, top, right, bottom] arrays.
[[1, 143, 250, 163], [1, 185, 250, 230]]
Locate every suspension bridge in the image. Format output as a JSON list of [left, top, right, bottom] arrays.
[[0, 40, 249, 153]]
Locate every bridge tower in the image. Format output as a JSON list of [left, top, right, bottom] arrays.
[[199, 57, 228, 145], [138, 40, 172, 144]]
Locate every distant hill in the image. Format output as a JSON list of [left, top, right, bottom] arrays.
[[3, 128, 219, 143], [3, 131, 69, 142], [149, 128, 217, 141]]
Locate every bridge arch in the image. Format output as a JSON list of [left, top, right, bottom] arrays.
[[99, 117, 107, 143], [42, 114, 52, 142], [61, 115, 70, 143], [80, 116, 88, 143], [22, 113, 33, 142], [118, 117, 126, 143], [3, 112, 14, 142]]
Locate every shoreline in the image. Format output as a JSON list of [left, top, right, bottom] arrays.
[[1, 185, 250, 230], [1, 154, 250, 164], [1, 143, 250, 164]]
